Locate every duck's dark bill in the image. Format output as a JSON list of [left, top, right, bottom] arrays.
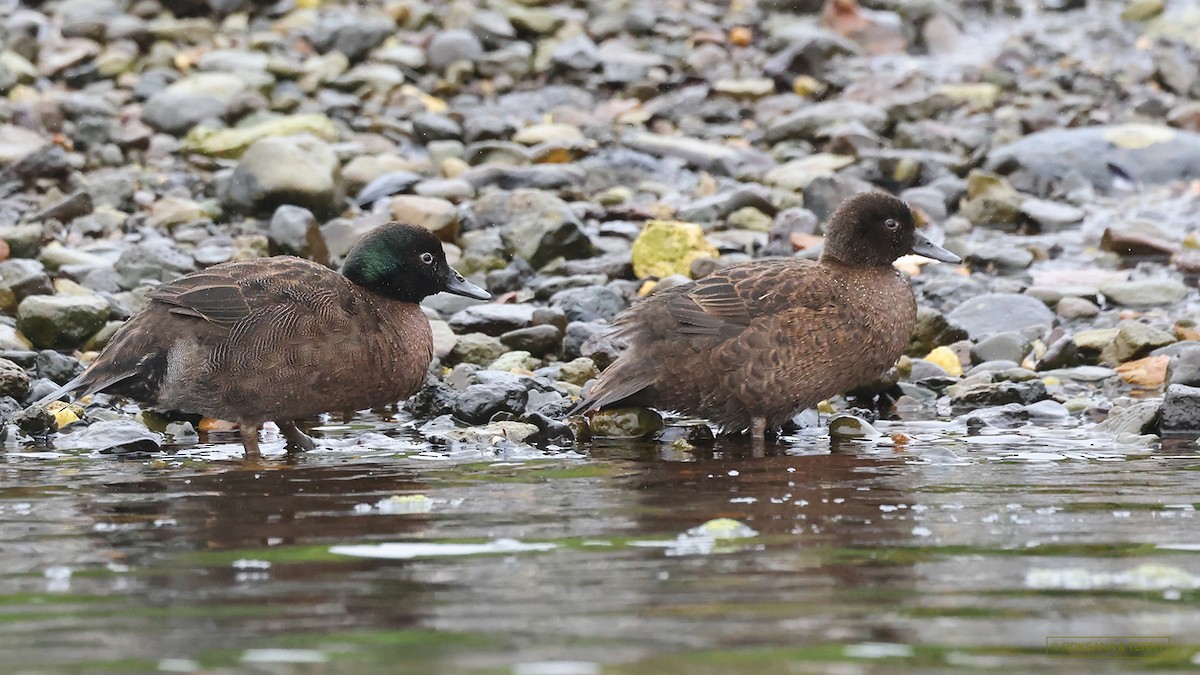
[[444, 269, 492, 300], [910, 231, 961, 263]]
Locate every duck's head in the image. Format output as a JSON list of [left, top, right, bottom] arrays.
[[820, 192, 960, 268], [341, 222, 491, 302]]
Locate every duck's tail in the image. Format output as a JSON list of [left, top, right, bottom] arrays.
[[32, 370, 134, 407], [565, 360, 654, 417]]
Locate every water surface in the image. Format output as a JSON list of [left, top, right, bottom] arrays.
[[3, 415, 1199, 673]]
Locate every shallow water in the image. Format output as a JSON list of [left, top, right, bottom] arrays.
[[3, 413, 1199, 674]]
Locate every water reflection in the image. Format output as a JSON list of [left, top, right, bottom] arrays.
[[3, 423, 1200, 670]]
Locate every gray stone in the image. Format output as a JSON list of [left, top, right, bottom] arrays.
[[500, 325, 562, 356], [467, 189, 594, 268], [0, 358, 30, 400], [454, 381, 528, 424], [1101, 321, 1176, 364], [966, 245, 1034, 270], [1020, 198, 1084, 228], [141, 72, 246, 135], [16, 294, 110, 349], [35, 349, 83, 385], [764, 100, 886, 144], [445, 332, 506, 367], [0, 259, 53, 301], [987, 124, 1200, 195], [552, 34, 600, 71], [223, 135, 342, 216], [1097, 400, 1162, 436], [412, 113, 462, 143], [308, 9, 394, 62], [1056, 296, 1100, 319], [1100, 278, 1189, 307], [58, 419, 163, 454], [406, 375, 457, 418], [268, 205, 329, 263], [1161, 384, 1200, 435], [449, 303, 536, 336], [115, 240, 196, 289], [947, 293, 1055, 340], [550, 286, 626, 322], [588, 406, 663, 438], [908, 306, 968, 355], [950, 379, 1048, 410], [427, 29, 484, 71], [971, 332, 1029, 364], [1167, 346, 1200, 387]]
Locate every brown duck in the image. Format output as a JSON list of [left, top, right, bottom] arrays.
[[571, 192, 960, 441], [37, 222, 490, 454]]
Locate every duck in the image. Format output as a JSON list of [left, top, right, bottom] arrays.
[[36, 222, 490, 455], [570, 192, 960, 442]]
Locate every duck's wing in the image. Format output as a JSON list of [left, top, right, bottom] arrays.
[[573, 259, 823, 413], [661, 259, 824, 337], [36, 258, 346, 406], [147, 257, 340, 330]]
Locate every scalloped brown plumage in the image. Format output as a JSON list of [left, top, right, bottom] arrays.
[[37, 223, 490, 455], [572, 192, 960, 441]]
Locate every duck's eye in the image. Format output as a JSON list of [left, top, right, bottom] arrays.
[[419, 252, 435, 265], [884, 218, 899, 230]]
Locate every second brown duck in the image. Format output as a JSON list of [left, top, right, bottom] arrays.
[[570, 192, 960, 441]]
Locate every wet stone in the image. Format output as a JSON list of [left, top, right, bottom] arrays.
[[520, 411, 574, 447], [58, 419, 162, 454], [1036, 332, 1080, 371], [454, 381, 529, 425], [950, 379, 1048, 410], [588, 406, 663, 438], [13, 404, 57, 437], [828, 413, 882, 440], [654, 422, 716, 446], [1160, 384, 1200, 436]]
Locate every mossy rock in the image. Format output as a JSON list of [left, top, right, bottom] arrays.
[[631, 220, 718, 279]]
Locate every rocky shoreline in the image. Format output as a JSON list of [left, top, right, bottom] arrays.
[[1, 0, 1200, 454]]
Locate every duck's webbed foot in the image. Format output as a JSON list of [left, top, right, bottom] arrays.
[[277, 420, 316, 451]]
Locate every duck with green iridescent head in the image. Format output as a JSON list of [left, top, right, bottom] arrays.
[[36, 222, 489, 455]]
